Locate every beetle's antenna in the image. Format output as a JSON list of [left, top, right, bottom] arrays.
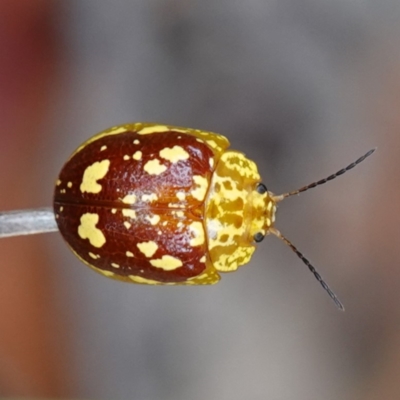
[[270, 227, 344, 311], [273, 148, 376, 202]]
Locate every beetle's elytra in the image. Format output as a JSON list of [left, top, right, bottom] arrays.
[[54, 123, 274, 285], [54, 122, 375, 309]]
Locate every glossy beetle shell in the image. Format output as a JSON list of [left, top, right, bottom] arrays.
[[53, 123, 276, 285]]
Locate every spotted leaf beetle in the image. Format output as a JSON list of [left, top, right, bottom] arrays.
[[53, 123, 375, 310]]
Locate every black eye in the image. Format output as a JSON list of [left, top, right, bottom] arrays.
[[254, 232, 265, 243], [256, 183, 267, 194]]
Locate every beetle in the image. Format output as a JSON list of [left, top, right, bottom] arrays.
[[53, 122, 375, 309]]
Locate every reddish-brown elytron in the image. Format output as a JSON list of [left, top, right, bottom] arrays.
[[54, 122, 375, 309]]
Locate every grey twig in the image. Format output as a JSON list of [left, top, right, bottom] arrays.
[[0, 208, 58, 238]]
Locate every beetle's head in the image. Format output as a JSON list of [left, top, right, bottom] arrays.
[[247, 182, 277, 244]]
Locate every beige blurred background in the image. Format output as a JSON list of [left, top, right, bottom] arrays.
[[0, 1, 399, 399]]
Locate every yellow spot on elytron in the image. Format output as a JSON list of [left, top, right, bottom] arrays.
[[71, 126, 130, 156], [159, 146, 189, 163], [133, 139, 140, 145], [137, 241, 158, 258], [60, 189, 66, 194], [111, 263, 120, 268], [123, 155, 130, 160], [122, 209, 136, 218], [121, 194, 136, 204], [80, 160, 110, 193], [189, 273, 209, 282], [78, 213, 106, 248], [189, 221, 205, 246], [109, 127, 126, 134], [176, 211, 184, 217], [171, 128, 188, 134], [60, 206, 64, 212], [200, 256, 206, 263], [133, 151, 142, 160], [124, 221, 131, 229], [177, 222, 183, 228], [67, 182, 73, 188], [56, 179, 61, 186], [88, 252, 100, 259], [146, 215, 160, 225], [142, 193, 158, 202], [206, 140, 218, 149], [184, 269, 220, 285], [55, 214, 59, 219], [144, 159, 167, 175], [100, 145, 107, 151], [209, 158, 214, 168], [126, 251, 134, 257], [111, 209, 117, 214], [191, 175, 208, 201], [196, 138, 204, 143], [129, 275, 161, 284], [176, 191, 186, 201], [137, 125, 169, 135], [150, 255, 182, 271]]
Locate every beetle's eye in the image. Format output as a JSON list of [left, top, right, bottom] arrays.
[[253, 232, 265, 243], [256, 183, 267, 194]]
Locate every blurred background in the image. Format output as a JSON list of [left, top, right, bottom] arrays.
[[0, 1, 399, 399]]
